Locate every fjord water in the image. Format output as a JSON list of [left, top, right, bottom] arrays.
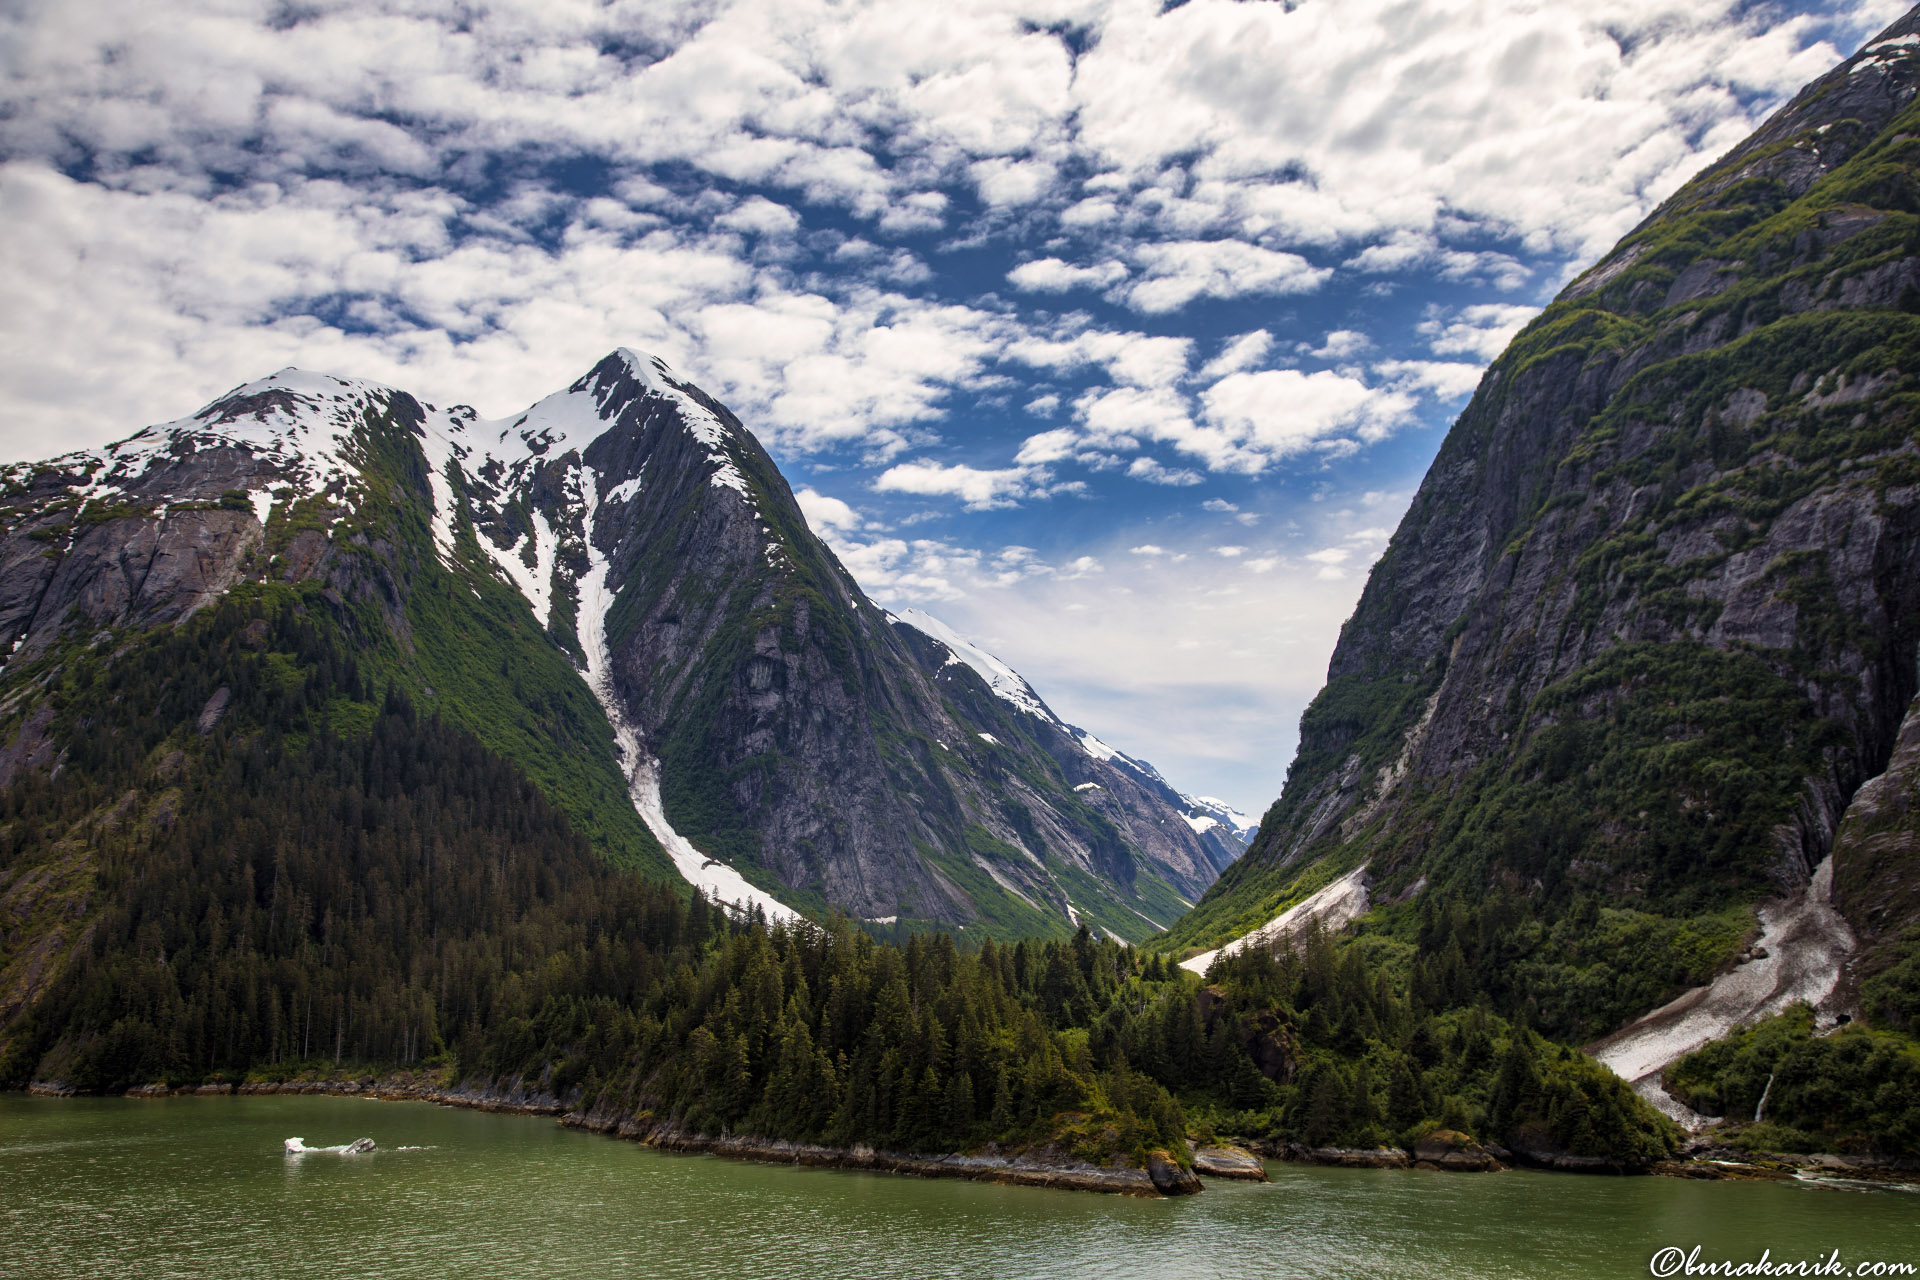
[[3, 1096, 1912, 1280]]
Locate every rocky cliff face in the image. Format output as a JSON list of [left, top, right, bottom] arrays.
[[1168, 10, 1920, 1034], [0, 350, 1231, 940]]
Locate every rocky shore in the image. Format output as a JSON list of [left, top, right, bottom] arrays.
[[561, 1108, 1201, 1196], [27, 1076, 1915, 1191], [25, 1073, 1204, 1197]]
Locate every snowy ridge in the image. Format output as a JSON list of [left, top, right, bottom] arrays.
[[891, 608, 1258, 854], [1185, 795, 1259, 844], [609, 348, 753, 501], [62, 368, 406, 508], [892, 608, 1060, 723]]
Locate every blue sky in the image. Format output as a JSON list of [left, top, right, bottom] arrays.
[[0, 0, 1906, 813]]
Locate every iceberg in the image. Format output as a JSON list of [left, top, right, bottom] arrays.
[[284, 1137, 375, 1155]]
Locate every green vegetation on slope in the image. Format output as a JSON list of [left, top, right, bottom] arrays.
[[0, 591, 1195, 1165], [1665, 1006, 1920, 1158]]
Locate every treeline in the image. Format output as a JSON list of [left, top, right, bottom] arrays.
[[0, 588, 1682, 1165], [500, 921, 1190, 1162], [1119, 936, 1672, 1163], [0, 591, 1197, 1164]]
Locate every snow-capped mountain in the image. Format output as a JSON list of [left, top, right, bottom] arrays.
[[0, 349, 1238, 939], [891, 609, 1255, 873]]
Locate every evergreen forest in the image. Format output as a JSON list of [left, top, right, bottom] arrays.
[[0, 585, 1909, 1167]]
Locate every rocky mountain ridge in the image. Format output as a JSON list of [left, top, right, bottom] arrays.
[[0, 348, 1235, 941]]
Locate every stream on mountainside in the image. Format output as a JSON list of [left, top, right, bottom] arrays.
[[2, 1095, 1913, 1280]]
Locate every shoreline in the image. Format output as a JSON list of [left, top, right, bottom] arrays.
[[23, 1075, 1199, 1198], [18, 1077, 1915, 1190]]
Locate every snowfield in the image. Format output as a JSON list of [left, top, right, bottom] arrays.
[[1179, 864, 1371, 975]]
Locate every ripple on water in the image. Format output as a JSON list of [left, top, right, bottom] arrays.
[[2, 1096, 1916, 1280]]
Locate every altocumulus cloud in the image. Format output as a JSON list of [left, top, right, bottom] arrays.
[[0, 0, 1901, 805]]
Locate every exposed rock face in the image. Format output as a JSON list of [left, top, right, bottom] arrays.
[[0, 351, 1230, 937], [1832, 693, 1920, 944], [1170, 9, 1920, 1019]]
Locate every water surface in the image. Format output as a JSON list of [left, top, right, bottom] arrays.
[[2, 1095, 1913, 1279]]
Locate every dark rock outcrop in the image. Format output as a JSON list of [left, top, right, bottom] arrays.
[[1251, 1141, 1411, 1170]]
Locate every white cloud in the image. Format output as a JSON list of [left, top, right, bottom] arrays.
[[1301, 329, 1372, 361], [1006, 257, 1130, 293], [1197, 329, 1273, 380], [796, 486, 862, 534], [0, 0, 1886, 469], [1194, 368, 1418, 471], [715, 196, 802, 237], [1419, 303, 1543, 360], [1374, 358, 1488, 400], [971, 157, 1060, 207], [1202, 498, 1238, 513], [873, 460, 1041, 510], [1130, 544, 1168, 556], [1126, 457, 1203, 486], [1122, 239, 1331, 313]]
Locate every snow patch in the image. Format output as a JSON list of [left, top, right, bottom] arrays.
[[977, 733, 999, 746], [572, 462, 796, 924], [1588, 855, 1854, 1111], [1180, 864, 1371, 975], [1075, 728, 1118, 760], [482, 511, 558, 630], [248, 489, 274, 529]]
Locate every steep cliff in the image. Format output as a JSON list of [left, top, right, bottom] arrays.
[[0, 350, 1232, 945], [1166, 11, 1920, 1051]]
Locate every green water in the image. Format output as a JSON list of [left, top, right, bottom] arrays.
[[1, 1096, 1913, 1279]]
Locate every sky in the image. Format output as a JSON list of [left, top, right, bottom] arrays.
[[0, 0, 1909, 816]]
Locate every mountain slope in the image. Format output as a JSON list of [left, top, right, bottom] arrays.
[[892, 608, 1255, 877], [1164, 10, 1920, 1069], [0, 349, 1230, 945]]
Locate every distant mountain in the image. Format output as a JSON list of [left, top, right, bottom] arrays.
[[1166, 6, 1920, 1089], [0, 348, 1233, 952], [889, 608, 1256, 876]]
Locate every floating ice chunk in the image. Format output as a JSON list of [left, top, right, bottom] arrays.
[[284, 1137, 375, 1155]]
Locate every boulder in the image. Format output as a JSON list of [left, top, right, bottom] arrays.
[[1411, 1130, 1503, 1172], [1191, 1144, 1269, 1181], [1145, 1149, 1204, 1195]]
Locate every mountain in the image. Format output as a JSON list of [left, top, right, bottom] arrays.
[[889, 607, 1257, 876], [1164, 9, 1920, 1088], [0, 348, 1233, 951]]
